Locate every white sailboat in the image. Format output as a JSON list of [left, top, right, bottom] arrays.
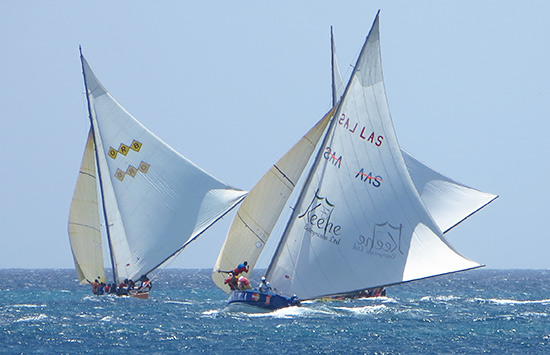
[[212, 12, 497, 310], [68, 50, 247, 298]]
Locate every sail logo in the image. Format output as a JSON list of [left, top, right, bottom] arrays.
[[324, 147, 342, 168], [338, 113, 384, 147], [108, 139, 150, 182], [108, 140, 142, 160], [115, 161, 150, 182], [354, 168, 383, 188], [353, 222, 403, 259], [298, 190, 342, 245]]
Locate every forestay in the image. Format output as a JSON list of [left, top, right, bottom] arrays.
[[266, 13, 482, 300]]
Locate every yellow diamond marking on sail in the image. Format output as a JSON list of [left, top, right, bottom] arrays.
[[118, 143, 130, 156], [126, 165, 137, 178], [139, 161, 150, 174], [115, 168, 125, 181], [108, 147, 118, 159], [130, 140, 142, 152]]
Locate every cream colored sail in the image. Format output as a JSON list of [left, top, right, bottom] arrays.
[[212, 108, 334, 293], [68, 130, 106, 284]]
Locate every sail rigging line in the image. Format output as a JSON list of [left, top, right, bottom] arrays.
[[79, 47, 118, 285], [442, 195, 499, 234], [143, 194, 247, 278]]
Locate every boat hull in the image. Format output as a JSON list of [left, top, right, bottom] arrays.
[[227, 290, 300, 311], [129, 291, 149, 300]]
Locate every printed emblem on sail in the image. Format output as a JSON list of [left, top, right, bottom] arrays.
[[298, 189, 342, 244], [109, 140, 142, 159], [114, 162, 150, 182], [118, 143, 130, 156], [354, 168, 383, 188], [115, 168, 125, 181], [126, 165, 137, 178], [324, 147, 343, 168], [353, 222, 403, 259], [139, 161, 150, 174], [108, 147, 118, 159], [337, 113, 384, 147], [130, 140, 142, 152]]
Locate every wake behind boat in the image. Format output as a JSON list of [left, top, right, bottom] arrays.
[[68, 49, 247, 298], [212, 12, 497, 311]]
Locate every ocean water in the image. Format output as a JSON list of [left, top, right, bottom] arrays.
[[1, 269, 549, 354]]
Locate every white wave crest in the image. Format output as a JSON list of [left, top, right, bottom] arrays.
[[15, 314, 48, 323], [473, 297, 550, 305]]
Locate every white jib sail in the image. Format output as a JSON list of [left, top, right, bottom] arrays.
[[68, 130, 106, 284], [266, 13, 481, 300], [212, 109, 334, 293], [330, 27, 497, 235], [81, 56, 247, 284]]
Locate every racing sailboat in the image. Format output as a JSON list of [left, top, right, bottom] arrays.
[[212, 12, 497, 310], [68, 50, 247, 298]]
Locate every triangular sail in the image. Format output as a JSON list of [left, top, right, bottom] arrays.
[[266, 13, 481, 300], [80, 55, 247, 284], [400, 150, 497, 233], [330, 27, 497, 235], [212, 109, 334, 293], [68, 130, 106, 284]]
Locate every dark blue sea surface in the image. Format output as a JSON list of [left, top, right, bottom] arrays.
[[1, 269, 549, 354]]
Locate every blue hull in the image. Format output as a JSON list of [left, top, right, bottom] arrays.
[[227, 290, 300, 311]]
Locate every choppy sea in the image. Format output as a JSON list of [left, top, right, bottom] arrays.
[[1, 269, 549, 354]]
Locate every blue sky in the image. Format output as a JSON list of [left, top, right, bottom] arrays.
[[1, 2, 548, 270]]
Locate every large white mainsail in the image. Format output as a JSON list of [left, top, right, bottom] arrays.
[[69, 52, 247, 286], [68, 130, 106, 284], [263, 12, 484, 300], [330, 28, 497, 235]]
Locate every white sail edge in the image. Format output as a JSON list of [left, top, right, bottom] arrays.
[[68, 129, 106, 285], [212, 108, 335, 293]]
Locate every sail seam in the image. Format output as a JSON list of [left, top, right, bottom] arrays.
[[68, 222, 101, 233], [79, 171, 96, 179], [273, 164, 295, 187], [236, 211, 267, 243]]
